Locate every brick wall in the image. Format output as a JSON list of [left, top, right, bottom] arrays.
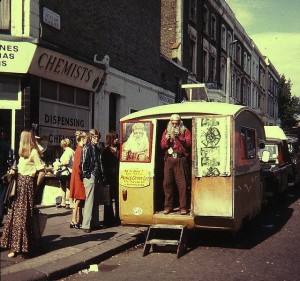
[[160, 0, 177, 58], [39, 0, 161, 86]]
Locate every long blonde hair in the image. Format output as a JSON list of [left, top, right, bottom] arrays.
[[18, 130, 39, 159]]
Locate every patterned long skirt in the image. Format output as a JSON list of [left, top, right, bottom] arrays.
[[0, 174, 35, 254]]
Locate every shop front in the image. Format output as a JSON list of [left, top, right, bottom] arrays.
[[0, 39, 105, 151], [1, 40, 105, 205]]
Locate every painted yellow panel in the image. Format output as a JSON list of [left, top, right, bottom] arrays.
[[120, 178, 154, 219], [193, 177, 233, 216]]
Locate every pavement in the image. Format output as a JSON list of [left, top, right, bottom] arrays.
[[0, 204, 147, 281]]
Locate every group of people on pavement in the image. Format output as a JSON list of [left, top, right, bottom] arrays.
[[0, 112, 191, 259], [68, 128, 120, 232], [0, 127, 120, 258]]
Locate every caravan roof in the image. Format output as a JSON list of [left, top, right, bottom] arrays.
[[264, 126, 288, 141], [121, 102, 251, 121]]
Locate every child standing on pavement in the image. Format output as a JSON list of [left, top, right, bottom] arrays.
[[56, 138, 74, 209]]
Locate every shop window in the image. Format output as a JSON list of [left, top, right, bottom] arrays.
[[0, 75, 19, 100], [41, 79, 58, 100], [59, 84, 74, 103], [75, 88, 90, 107]]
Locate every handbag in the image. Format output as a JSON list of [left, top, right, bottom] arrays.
[[3, 173, 17, 207], [55, 167, 71, 181]]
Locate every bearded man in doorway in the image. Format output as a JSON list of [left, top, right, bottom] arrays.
[[160, 114, 191, 215]]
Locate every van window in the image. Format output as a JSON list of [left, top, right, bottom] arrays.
[[241, 128, 256, 159]]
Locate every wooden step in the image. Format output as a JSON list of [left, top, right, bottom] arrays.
[[146, 239, 180, 246], [149, 224, 185, 229], [143, 224, 187, 258]]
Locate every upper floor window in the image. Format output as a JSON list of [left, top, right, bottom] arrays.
[[227, 32, 232, 54], [190, 0, 197, 23], [0, 0, 11, 32], [247, 56, 251, 74], [208, 55, 216, 82], [203, 50, 208, 81], [188, 26, 197, 74], [236, 77, 241, 102], [243, 52, 247, 71], [203, 6, 209, 34], [221, 25, 227, 50], [211, 14, 216, 40], [236, 44, 241, 65]]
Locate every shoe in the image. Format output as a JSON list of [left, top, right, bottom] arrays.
[[56, 204, 65, 208], [180, 208, 187, 215], [70, 221, 80, 229], [163, 208, 172, 215], [8, 252, 16, 258], [65, 204, 70, 209], [82, 228, 91, 233]]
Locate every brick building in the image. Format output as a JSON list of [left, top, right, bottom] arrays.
[[1, 0, 184, 160], [0, 0, 280, 160]]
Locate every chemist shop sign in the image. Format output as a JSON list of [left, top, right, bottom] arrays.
[[29, 46, 104, 92], [39, 101, 89, 146], [0, 41, 37, 73]]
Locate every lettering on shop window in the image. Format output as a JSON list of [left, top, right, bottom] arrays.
[[0, 44, 19, 67], [45, 114, 84, 127], [48, 134, 76, 145]]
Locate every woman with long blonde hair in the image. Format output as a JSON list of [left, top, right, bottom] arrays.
[[0, 129, 45, 258]]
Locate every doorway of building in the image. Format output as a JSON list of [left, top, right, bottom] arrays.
[[0, 109, 12, 146]]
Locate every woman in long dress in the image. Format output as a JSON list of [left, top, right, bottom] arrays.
[[0, 129, 45, 258], [69, 131, 87, 228]]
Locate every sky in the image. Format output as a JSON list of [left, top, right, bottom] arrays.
[[225, 0, 300, 97]]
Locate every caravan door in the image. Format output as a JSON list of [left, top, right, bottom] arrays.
[[192, 116, 233, 217]]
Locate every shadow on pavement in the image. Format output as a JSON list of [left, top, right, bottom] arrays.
[[187, 187, 300, 251], [40, 231, 118, 253]]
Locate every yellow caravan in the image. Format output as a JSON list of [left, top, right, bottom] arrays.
[[119, 102, 266, 232]]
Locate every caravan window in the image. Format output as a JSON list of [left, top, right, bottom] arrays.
[[120, 121, 153, 162], [241, 127, 256, 159]]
